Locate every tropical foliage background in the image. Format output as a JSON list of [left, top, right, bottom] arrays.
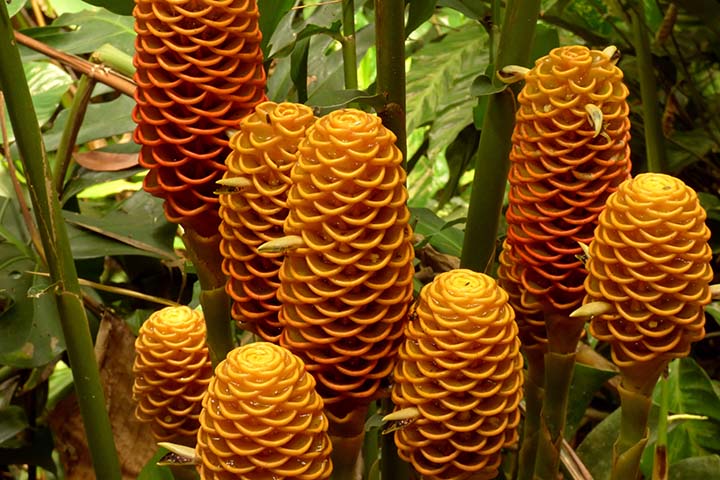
[[0, 0, 720, 478]]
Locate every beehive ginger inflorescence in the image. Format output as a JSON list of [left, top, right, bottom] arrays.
[[132, 0, 266, 235], [278, 108, 415, 406], [219, 101, 316, 343], [132, 306, 212, 443], [196, 342, 333, 480], [392, 269, 524, 480], [584, 173, 712, 388], [498, 45, 631, 349]]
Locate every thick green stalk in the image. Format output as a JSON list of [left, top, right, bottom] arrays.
[[341, 0, 358, 90], [460, 0, 542, 271], [612, 384, 654, 480], [380, 397, 410, 479], [630, 3, 667, 172], [533, 351, 576, 479], [182, 230, 234, 367], [53, 75, 96, 196], [517, 348, 545, 480], [0, 5, 121, 479], [374, 0, 406, 165], [653, 373, 669, 480]]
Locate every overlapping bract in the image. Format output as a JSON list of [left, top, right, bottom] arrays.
[[196, 342, 333, 480], [498, 45, 631, 349], [586, 173, 712, 373], [393, 270, 523, 480], [278, 109, 415, 405], [219, 102, 316, 342], [132, 306, 212, 442], [133, 0, 266, 235]]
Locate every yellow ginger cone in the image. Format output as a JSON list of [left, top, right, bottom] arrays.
[[498, 45, 631, 350], [196, 342, 333, 480], [132, 306, 212, 443], [392, 269, 524, 480], [585, 172, 713, 394], [278, 108, 415, 407], [219, 102, 316, 343]]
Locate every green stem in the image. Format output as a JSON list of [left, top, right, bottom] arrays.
[[53, 75, 96, 196], [374, 0, 406, 165], [460, 0, 542, 272], [91, 44, 135, 78], [652, 372, 669, 480], [533, 351, 577, 480], [612, 384, 654, 480], [380, 397, 410, 480], [0, 365, 15, 384], [630, 3, 667, 173], [341, 0, 358, 90], [517, 348, 545, 480], [0, 5, 121, 479], [182, 229, 234, 367]]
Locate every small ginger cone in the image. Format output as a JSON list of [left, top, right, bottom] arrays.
[[196, 342, 333, 480], [132, 0, 266, 236], [496, 44, 631, 479], [392, 269, 524, 480], [582, 173, 712, 479], [218, 102, 316, 343], [132, 306, 213, 444]]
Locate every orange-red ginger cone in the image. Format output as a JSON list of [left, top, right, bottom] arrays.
[[392, 269, 524, 480], [132, 306, 213, 443], [585, 173, 712, 393], [132, 0, 266, 236], [278, 108, 415, 407], [196, 342, 333, 480], [498, 45, 631, 349], [219, 101, 316, 343]]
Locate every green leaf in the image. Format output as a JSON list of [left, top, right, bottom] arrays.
[[48, 0, 99, 15], [565, 363, 618, 440], [0, 406, 28, 445], [470, 74, 507, 97], [6, 0, 29, 18], [63, 190, 178, 260], [667, 129, 716, 173], [3, 62, 72, 143], [410, 207, 464, 257], [259, 0, 296, 57], [437, 0, 490, 19], [406, 23, 487, 132], [528, 22, 560, 64], [669, 455, 720, 479], [407, 0, 438, 36], [0, 426, 56, 473], [663, 358, 720, 421], [81, 0, 134, 15], [290, 37, 310, 104], [706, 302, 720, 328], [138, 448, 174, 480], [19, 10, 135, 62], [61, 166, 145, 205], [267, 4, 342, 59], [435, 124, 479, 207], [40, 94, 136, 153], [307, 89, 385, 115], [577, 408, 620, 480]]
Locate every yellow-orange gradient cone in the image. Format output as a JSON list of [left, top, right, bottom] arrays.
[[278, 108, 415, 408], [132, 306, 212, 443], [392, 269, 524, 480], [132, 0, 266, 235], [219, 102, 316, 343], [196, 342, 333, 480]]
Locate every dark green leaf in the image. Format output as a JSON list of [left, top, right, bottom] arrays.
[[577, 408, 620, 480], [706, 302, 720, 328], [290, 37, 310, 104], [0, 406, 28, 445], [19, 10, 136, 61], [365, 412, 385, 431], [307, 89, 385, 115], [437, 0, 490, 19], [41, 95, 136, 153], [267, 3, 342, 59], [669, 455, 720, 480], [410, 207, 464, 257], [138, 448, 174, 480], [259, 0, 297, 56], [528, 22, 560, 64], [662, 358, 720, 422], [61, 166, 145, 204], [81, 0, 134, 15], [0, 426, 56, 473], [63, 190, 178, 260], [667, 129, 716, 173], [470, 74, 506, 97], [436, 124, 479, 207], [407, 0, 438, 36], [565, 363, 618, 440]]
